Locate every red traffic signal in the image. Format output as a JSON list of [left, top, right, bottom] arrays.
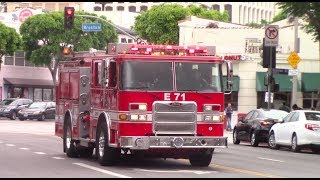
[[64, 7, 75, 30]]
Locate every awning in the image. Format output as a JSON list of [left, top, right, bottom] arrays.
[[4, 78, 54, 87], [301, 72, 320, 92], [256, 72, 296, 92], [223, 76, 239, 92]]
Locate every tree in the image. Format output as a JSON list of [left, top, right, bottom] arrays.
[[0, 22, 22, 70], [271, 10, 287, 23], [133, 3, 229, 45], [20, 11, 118, 86]]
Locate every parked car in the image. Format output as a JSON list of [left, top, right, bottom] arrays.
[[233, 108, 289, 147], [17, 101, 56, 121], [268, 110, 320, 153], [0, 98, 33, 120]]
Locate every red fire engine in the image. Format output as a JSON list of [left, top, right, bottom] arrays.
[[55, 43, 233, 167]]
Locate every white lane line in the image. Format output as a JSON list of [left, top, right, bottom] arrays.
[[34, 152, 46, 155], [257, 157, 284, 162], [5, 144, 15, 146], [19, 147, 30, 150], [134, 168, 213, 174], [52, 157, 65, 160], [73, 162, 132, 178]]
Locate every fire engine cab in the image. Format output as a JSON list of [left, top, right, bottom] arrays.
[[55, 43, 233, 167]]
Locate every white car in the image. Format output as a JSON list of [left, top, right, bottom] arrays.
[[268, 110, 320, 153]]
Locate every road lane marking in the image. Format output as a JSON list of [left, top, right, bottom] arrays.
[[257, 157, 284, 162], [52, 157, 65, 160], [34, 152, 46, 155], [5, 144, 15, 146], [211, 164, 285, 178], [73, 162, 132, 178], [19, 147, 30, 150], [133, 168, 213, 174], [179, 159, 285, 178]]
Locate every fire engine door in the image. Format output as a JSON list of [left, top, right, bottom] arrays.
[[103, 58, 117, 110]]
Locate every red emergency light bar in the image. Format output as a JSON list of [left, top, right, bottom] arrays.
[[129, 45, 209, 56]]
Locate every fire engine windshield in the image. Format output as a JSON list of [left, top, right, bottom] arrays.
[[120, 61, 173, 91], [175, 62, 222, 92]]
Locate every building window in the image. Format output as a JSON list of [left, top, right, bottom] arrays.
[[15, 51, 24, 66], [4, 55, 14, 65], [129, 6, 136, 12], [94, 6, 101, 11], [121, 38, 127, 43], [128, 39, 133, 43], [212, 4, 220, 11], [224, 4, 232, 22], [34, 88, 43, 101], [117, 6, 124, 11], [140, 6, 148, 12], [44, 3, 56, 12], [105, 6, 113, 11], [43, 89, 52, 101], [303, 92, 318, 109], [224, 92, 238, 111]]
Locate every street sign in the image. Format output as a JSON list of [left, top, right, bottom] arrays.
[[288, 69, 299, 76], [272, 68, 288, 75], [287, 51, 301, 69], [265, 92, 274, 103], [265, 25, 279, 47], [82, 23, 102, 32]]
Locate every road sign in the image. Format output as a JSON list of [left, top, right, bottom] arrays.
[[82, 23, 102, 32], [287, 51, 301, 69], [265, 25, 279, 47], [272, 68, 289, 75], [265, 92, 274, 103], [288, 69, 299, 76]]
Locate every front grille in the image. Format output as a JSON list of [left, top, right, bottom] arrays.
[[152, 101, 197, 135]]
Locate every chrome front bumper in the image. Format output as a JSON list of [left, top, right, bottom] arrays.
[[120, 136, 228, 150]]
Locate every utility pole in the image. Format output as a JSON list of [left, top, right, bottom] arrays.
[[290, 17, 299, 110], [267, 47, 273, 110]]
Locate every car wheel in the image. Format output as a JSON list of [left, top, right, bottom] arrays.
[[19, 118, 25, 121], [250, 131, 259, 147], [233, 129, 240, 144], [10, 111, 17, 120], [311, 147, 320, 154], [291, 134, 301, 153], [38, 114, 46, 121], [63, 117, 78, 158], [268, 131, 280, 150], [96, 121, 120, 166], [189, 149, 213, 167]]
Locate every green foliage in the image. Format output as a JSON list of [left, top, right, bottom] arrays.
[[133, 3, 229, 45], [277, 2, 320, 42], [0, 22, 22, 64], [20, 11, 118, 66], [271, 10, 287, 23], [245, 22, 263, 28]]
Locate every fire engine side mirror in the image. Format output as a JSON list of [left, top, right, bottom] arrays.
[[224, 60, 233, 94]]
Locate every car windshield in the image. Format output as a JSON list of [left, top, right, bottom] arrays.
[[28, 102, 46, 109], [119, 61, 173, 91], [1, 99, 16, 106], [263, 110, 288, 120], [305, 112, 320, 121]]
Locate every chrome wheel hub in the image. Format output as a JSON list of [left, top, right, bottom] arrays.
[[269, 134, 275, 147], [98, 131, 105, 157], [251, 133, 255, 144], [66, 128, 71, 149]]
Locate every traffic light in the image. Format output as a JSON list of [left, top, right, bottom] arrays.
[[262, 38, 276, 68], [64, 7, 75, 30]]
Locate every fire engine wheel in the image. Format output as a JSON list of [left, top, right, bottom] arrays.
[[96, 121, 120, 166], [63, 119, 78, 158], [189, 149, 213, 167], [78, 147, 94, 158]]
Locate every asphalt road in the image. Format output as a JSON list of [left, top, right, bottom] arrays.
[[0, 118, 319, 178]]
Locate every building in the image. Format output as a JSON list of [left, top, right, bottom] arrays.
[[178, 16, 320, 120]]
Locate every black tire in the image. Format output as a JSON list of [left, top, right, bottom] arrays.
[[38, 114, 46, 121], [10, 111, 17, 120], [250, 131, 259, 147], [311, 147, 320, 154], [268, 131, 280, 150], [96, 121, 120, 166], [189, 149, 213, 167], [291, 134, 301, 153], [233, 129, 240, 144], [19, 118, 25, 121], [63, 118, 78, 158]]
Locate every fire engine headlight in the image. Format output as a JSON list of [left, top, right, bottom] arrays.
[[129, 114, 147, 121], [204, 105, 212, 111], [203, 115, 222, 122], [129, 103, 147, 111]]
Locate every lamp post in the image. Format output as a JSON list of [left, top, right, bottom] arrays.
[[290, 17, 299, 110]]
